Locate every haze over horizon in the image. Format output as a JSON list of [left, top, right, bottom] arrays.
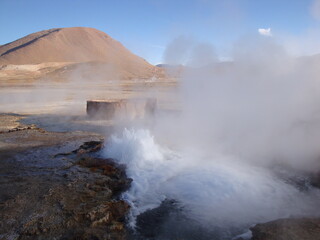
[[2, 1, 320, 240], [2, 0, 320, 65]]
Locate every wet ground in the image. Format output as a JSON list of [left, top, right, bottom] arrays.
[[0, 113, 131, 240], [1, 112, 320, 240]]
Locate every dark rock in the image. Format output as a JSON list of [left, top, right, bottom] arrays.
[[77, 156, 132, 195], [310, 172, 320, 189], [136, 199, 180, 238], [55, 140, 103, 157], [251, 218, 320, 240], [0, 139, 131, 240], [74, 140, 103, 154]]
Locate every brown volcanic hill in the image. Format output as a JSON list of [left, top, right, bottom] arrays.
[[0, 27, 163, 80]]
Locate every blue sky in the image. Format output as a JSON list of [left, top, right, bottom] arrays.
[[1, 0, 320, 64]]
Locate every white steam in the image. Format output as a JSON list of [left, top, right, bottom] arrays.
[[103, 128, 320, 229], [103, 35, 320, 234]]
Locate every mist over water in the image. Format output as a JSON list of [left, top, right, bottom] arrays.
[[103, 129, 320, 236], [103, 36, 320, 238]]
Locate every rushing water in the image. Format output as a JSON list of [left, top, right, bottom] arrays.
[[103, 128, 320, 239]]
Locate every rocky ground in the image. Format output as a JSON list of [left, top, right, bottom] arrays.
[[1, 113, 320, 240], [0, 114, 132, 240], [250, 218, 320, 240]]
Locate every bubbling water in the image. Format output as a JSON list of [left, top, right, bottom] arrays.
[[103, 128, 320, 232]]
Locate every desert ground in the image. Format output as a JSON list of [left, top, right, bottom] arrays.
[[0, 76, 179, 240], [1, 27, 320, 240], [2, 77, 320, 240]]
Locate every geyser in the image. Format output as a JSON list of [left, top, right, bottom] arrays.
[[103, 36, 320, 239], [103, 129, 320, 234]]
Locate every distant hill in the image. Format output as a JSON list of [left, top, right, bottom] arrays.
[[0, 27, 163, 80]]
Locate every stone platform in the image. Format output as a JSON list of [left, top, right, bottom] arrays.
[[86, 98, 157, 120]]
